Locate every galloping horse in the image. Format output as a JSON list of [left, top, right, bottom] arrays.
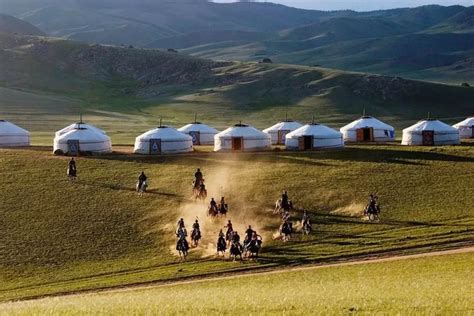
[[176, 237, 189, 261], [230, 241, 243, 262], [280, 222, 293, 242], [136, 180, 148, 196], [192, 179, 207, 201], [217, 235, 227, 256], [191, 227, 201, 247], [274, 198, 293, 214], [244, 236, 263, 260]]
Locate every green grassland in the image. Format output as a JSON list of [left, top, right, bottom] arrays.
[[2, 252, 473, 314], [0, 145, 473, 302]]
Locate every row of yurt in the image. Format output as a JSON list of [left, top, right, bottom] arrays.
[[0, 120, 30, 147], [4, 114, 471, 155]]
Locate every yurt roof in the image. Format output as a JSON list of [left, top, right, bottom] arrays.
[[56, 127, 111, 143], [287, 123, 341, 138], [0, 120, 30, 136], [137, 126, 192, 141], [56, 122, 107, 137], [453, 117, 474, 128], [403, 119, 458, 133], [217, 124, 269, 138], [178, 123, 219, 134], [263, 121, 303, 133], [340, 116, 394, 131]]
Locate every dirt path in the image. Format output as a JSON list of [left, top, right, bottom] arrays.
[[102, 246, 473, 294]]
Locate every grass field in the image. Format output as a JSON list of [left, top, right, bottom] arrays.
[[0, 144, 473, 302], [2, 251, 473, 314]]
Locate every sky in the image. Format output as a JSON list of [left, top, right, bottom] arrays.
[[214, 0, 473, 11]]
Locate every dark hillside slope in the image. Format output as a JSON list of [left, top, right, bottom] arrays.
[[0, 14, 45, 36]]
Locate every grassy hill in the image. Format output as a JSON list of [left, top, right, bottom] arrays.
[[1, 2, 472, 83], [0, 14, 45, 36], [0, 145, 473, 302], [1, 33, 473, 145], [3, 252, 472, 314]]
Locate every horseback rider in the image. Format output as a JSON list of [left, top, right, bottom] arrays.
[[232, 231, 241, 244], [225, 220, 233, 239], [219, 197, 227, 213], [217, 229, 227, 254], [178, 218, 185, 229], [244, 225, 254, 244], [210, 198, 217, 210], [368, 194, 378, 213], [195, 168, 203, 186], [68, 158, 77, 178], [192, 219, 200, 230], [281, 190, 289, 208], [138, 171, 147, 191]]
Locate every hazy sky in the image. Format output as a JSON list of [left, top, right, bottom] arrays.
[[215, 0, 473, 11]]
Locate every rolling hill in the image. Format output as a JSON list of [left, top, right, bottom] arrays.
[[1, 1, 473, 83], [0, 14, 45, 36], [1, 31, 473, 144]]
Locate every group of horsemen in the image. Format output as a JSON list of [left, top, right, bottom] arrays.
[[67, 160, 381, 258]]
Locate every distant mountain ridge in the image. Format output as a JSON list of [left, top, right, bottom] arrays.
[[0, 1, 473, 83], [0, 14, 45, 36]]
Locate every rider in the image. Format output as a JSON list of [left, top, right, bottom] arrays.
[[178, 218, 185, 229], [210, 198, 217, 210], [219, 197, 227, 212], [192, 219, 200, 230], [195, 168, 203, 185], [232, 231, 240, 244], [138, 171, 147, 190], [368, 194, 378, 213], [244, 225, 254, 244], [281, 190, 289, 209], [68, 158, 77, 178], [225, 220, 233, 236]]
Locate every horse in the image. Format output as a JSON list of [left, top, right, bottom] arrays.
[[176, 237, 189, 261], [191, 227, 201, 247], [217, 236, 227, 256], [67, 167, 77, 181], [225, 228, 234, 246], [244, 236, 262, 260], [280, 222, 293, 242], [193, 182, 207, 201], [364, 203, 381, 223], [229, 241, 243, 262], [218, 203, 228, 216], [136, 180, 148, 196], [274, 198, 293, 214], [208, 205, 219, 218], [302, 220, 312, 235]]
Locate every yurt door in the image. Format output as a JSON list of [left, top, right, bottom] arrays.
[[298, 136, 313, 150], [232, 137, 243, 151], [67, 140, 80, 156], [471, 126, 474, 138], [278, 130, 290, 145], [357, 128, 373, 141], [149, 139, 161, 155], [189, 131, 200, 145], [422, 131, 434, 146]]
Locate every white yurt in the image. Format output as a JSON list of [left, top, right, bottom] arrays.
[[402, 119, 460, 146], [178, 120, 219, 145], [134, 126, 193, 154], [263, 120, 303, 145], [285, 122, 344, 150], [53, 121, 112, 155], [340, 115, 395, 142], [453, 117, 474, 139], [214, 123, 271, 152], [0, 120, 30, 147]]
